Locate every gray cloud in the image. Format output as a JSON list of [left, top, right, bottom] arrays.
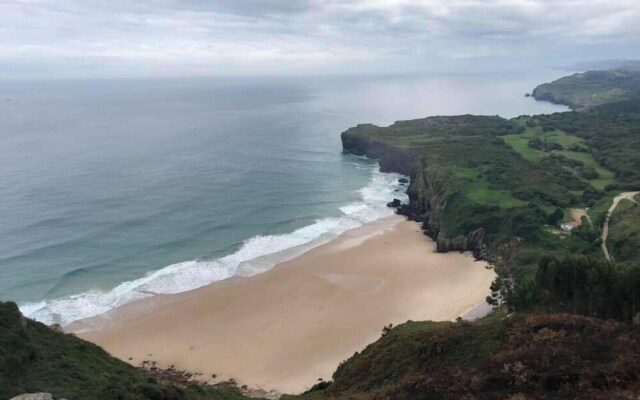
[[170, 0, 321, 16], [0, 0, 639, 78]]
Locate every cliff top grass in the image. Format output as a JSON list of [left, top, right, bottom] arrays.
[[502, 117, 616, 190], [535, 97, 640, 187], [343, 112, 605, 262], [502, 118, 586, 162], [344, 115, 585, 210]]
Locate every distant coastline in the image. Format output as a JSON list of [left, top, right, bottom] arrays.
[[531, 68, 640, 110]]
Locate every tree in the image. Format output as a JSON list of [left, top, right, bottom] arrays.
[[547, 208, 564, 226]]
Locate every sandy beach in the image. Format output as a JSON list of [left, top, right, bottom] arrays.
[[75, 216, 495, 394]]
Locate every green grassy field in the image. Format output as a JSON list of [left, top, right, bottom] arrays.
[[555, 150, 616, 190], [502, 118, 616, 190], [503, 121, 585, 162], [451, 166, 527, 208], [467, 185, 528, 208], [502, 133, 543, 161]]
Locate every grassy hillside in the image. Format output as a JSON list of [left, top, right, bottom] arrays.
[[0, 302, 258, 400], [608, 198, 640, 262], [342, 114, 606, 275], [532, 69, 640, 109], [289, 313, 640, 400], [535, 98, 640, 187], [502, 118, 616, 190], [342, 75, 640, 328]]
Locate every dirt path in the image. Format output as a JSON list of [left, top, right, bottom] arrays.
[[601, 192, 639, 261]]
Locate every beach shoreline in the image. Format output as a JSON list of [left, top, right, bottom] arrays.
[[74, 215, 495, 395]]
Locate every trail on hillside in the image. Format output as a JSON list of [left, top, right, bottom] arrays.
[[601, 192, 639, 261]]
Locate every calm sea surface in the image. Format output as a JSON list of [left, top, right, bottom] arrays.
[[0, 72, 567, 324]]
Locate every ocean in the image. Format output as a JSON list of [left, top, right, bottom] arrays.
[[0, 72, 568, 325]]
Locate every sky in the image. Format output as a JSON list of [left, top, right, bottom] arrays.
[[1, 0, 639, 78]]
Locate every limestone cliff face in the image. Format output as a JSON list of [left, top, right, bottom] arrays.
[[341, 130, 487, 258], [405, 158, 487, 256], [340, 130, 413, 175]]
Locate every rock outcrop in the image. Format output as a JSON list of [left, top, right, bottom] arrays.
[[386, 198, 401, 208], [436, 228, 490, 260], [340, 128, 414, 175]]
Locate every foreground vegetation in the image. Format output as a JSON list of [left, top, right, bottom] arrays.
[[0, 302, 258, 400], [6, 298, 640, 400], [291, 313, 640, 400], [509, 255, 640, 323]]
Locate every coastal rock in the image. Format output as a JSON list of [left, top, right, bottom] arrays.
[[436, 228, 485, 253], [386, 198, 401, 208], [397, 202, 423, 222], [341, 129, 414, 175], [398, 177, 409, 184], [10, 394, 54, 400], [50, 323, 64, 333]]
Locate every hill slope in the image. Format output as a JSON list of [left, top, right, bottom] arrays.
[[532, 69, 640, 110], [341, 113, 606, 272], [290, 313, 640, 400], [608, 196, 640, 262], [0, 302, 258, 400]]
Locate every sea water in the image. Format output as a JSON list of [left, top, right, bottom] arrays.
[[0, 72, 568, 325]]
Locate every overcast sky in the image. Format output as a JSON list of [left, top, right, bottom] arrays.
[[1, 0, 639, 78]]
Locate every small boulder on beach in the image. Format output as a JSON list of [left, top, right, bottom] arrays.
[[387, 198, 402, 208]]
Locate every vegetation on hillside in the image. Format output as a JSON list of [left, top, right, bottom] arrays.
[[508, 255, 640, 323], [290, 313, 640, 399], [344, 68, 640, 310], [0, 302, 258, 400], [532, 69, 640, 109], [342, 113, 606, 271], [534, 98, 640, 187], [607, 199, 640, 263]]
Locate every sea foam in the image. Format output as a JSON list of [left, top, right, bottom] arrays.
[[20, 166, 408, 326]]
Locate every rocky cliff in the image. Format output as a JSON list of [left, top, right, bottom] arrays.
[[531, 69, 640, 110], [531, 85, 579, 109], [341, 129, 488, 258], [340, 127, 414, 175]]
